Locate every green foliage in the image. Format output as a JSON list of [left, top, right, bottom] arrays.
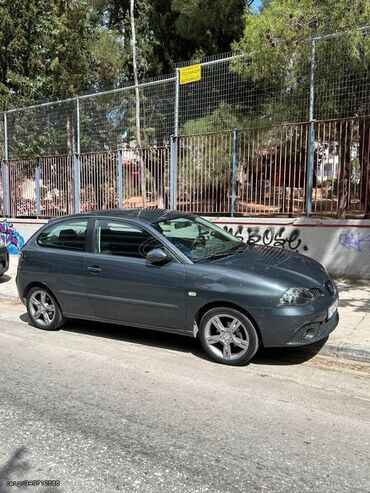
[[179, 104, 245, 201], [98, 0, 246, 77], [0, 0, 53, 108], [91, 30, 130, 91], [233, 0, 370, 120], [0, 0, 130, 157], [181, 103, 249, 135], [1, 0, 369, 161], [260, 0, 272, 10], [0, 0, 129, 110], [171, 0, 245, 61], [10, 121, 67, 159]]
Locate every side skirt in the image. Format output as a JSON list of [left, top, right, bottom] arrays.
[[62, 312, 195, 338]]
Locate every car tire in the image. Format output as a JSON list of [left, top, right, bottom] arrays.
[[26, 286, 65, 331], [199, 307, 260, 366]]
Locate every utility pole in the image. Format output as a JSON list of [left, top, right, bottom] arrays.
[[130, 0, 146, 207]]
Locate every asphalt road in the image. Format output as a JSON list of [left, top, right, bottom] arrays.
[[0, 300, 369, 493]]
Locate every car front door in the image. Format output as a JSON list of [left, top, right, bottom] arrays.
[[85, 218, 186, 331]]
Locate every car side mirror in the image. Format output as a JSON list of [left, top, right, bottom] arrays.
[[146, 248, 169, 265]]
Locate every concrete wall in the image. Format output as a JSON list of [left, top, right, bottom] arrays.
[[2, 216, 370, 278], [208, 217, 370, 278]]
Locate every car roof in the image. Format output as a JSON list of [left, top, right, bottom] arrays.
[[50, 209, 194, 225]]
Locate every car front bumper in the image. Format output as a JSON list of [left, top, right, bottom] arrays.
[[253, 296, 339, 348]]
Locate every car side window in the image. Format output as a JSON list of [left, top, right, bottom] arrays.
[[37, 220, 88, 251], [94, 220, 165, 259]]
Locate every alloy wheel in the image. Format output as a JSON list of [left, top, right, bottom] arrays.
[[204, 314, 250, 361], [28, 290, 56, 328]]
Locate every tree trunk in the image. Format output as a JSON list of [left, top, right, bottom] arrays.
[[143, 151, 166, 208], [336, 120, 352, 218], [152, 161, 165, 208], [66, 115, 74, 154]]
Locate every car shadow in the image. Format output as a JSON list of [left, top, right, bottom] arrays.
[[20, 312, 325, 366], [0, 274, 11, 284], [67, 318, 203, 355], [20, 312, 202, 356], [252, 339, 328, 366]]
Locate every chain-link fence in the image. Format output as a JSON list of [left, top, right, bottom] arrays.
[[79, 76, 176, 153], [0, 28, 369, 218], [1, 28, 369, 159], [5, 99, 78, 159]]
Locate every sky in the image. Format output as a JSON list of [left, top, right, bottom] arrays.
[[253, 0, 262, 11]]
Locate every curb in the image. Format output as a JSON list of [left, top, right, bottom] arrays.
[[0, 294, 21, 303], [318, 342, 370, 364], [297, 340, 370, 365]]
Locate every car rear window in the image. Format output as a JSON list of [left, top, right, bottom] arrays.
[[37, 220, 88, 251]]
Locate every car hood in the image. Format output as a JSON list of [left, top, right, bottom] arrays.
[[208, 244, 328, 287]]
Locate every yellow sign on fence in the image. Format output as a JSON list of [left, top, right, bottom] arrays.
[[179, 64, 202, 85]]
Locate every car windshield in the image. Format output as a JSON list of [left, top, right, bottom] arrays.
[[153, 216, 244, 262]]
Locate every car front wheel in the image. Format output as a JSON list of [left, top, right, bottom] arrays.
[[199, 307, 259, 366], [27, 287, 64, 331]]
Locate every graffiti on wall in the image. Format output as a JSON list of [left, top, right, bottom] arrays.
[[339, 233, 370, 253], [0, 221, 25, 254], [222, 225, 309, 252]]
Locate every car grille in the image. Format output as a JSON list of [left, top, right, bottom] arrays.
[[310, 288, 323, 297]]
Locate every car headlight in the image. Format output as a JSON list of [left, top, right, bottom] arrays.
[[279, 287, 323, 305]]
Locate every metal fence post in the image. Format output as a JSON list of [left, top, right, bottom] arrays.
[[174, 68, 180, 137], [73, 96, 81, 214], [306, 38, 316, 216], [171, 68, 180, 210], [170, 135, 178, 209], [76, 97, 80, 155], [35, 157, 41, 218], [73, 153, 80, 214], [117, 149, 123, 208], [231, 128, 239, 217]]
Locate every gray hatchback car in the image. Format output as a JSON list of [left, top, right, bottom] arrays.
[[16, 209, 339, 366]]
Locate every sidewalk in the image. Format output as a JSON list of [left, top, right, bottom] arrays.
[[1, 255, 369, 363]]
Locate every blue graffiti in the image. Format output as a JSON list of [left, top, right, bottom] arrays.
[[339, 233, 370, 253], [0, 221, 25, 255]]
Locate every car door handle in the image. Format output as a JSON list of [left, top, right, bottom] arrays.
[[87, 265, 101, 275]]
